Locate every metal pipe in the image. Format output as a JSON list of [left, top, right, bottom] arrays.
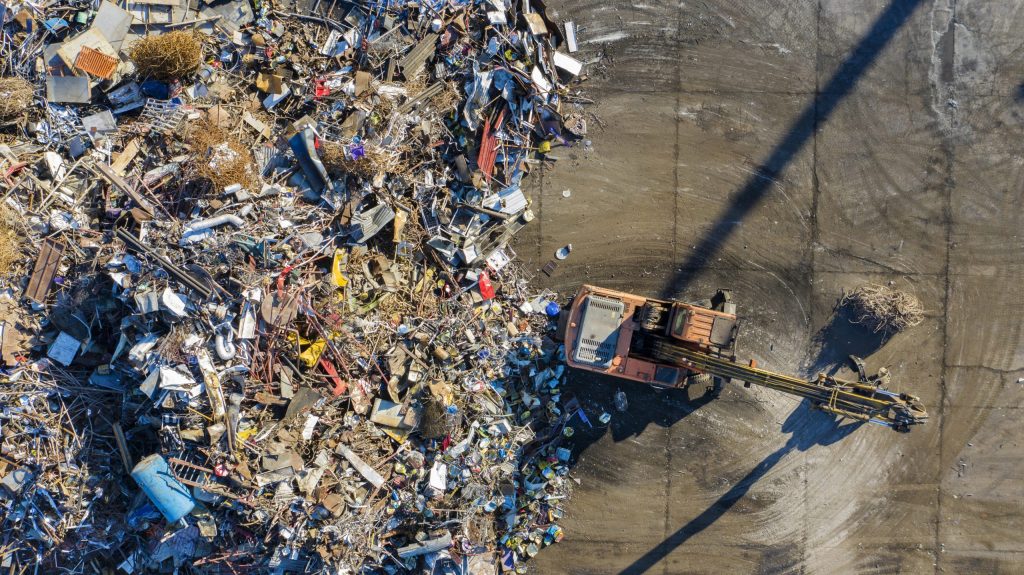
[[215, 332, 236, 361], [116, 228, 214, 298], [185, 214, 244, 232]]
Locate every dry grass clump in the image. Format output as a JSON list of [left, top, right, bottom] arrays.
[[0, 207, 26, 277], [425, 80, 460, 113], [0, 77, 34, 120], [842, 284, 924, 333], [129, 31, 203, 81], [320, 141, 354, 174], [390, 78, 459, 114], [186, 119, 256, 190], [321, 140, 412, 180], [401, 75, 427, 99]]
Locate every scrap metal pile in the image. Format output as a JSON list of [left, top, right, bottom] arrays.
[[0, 0, 590, 572]]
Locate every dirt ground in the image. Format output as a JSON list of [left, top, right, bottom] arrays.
[[514, 1, 1024, 573]]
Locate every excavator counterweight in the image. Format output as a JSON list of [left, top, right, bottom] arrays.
[[561, 285, 927, 431]]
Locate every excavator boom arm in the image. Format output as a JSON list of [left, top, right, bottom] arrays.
[[649, 339, 928, 431]]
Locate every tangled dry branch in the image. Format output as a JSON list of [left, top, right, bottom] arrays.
[[186, 118, 256, 190], [321, 140, 414, 180], [0, 207, 26, 277], [842, 284, 924, 333]]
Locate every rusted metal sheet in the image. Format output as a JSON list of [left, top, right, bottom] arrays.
[[24, 238, 65, 303], [74, 46, 118, 79], [476, 109, 505, 183]]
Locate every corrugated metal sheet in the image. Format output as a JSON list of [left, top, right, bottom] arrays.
[[350, 204, 395, 243], [399, 33, 438, 78], [75, 46, 118, 79], [492, 186, 527, 214]]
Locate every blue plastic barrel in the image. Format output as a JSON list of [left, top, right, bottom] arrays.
[[131, 454, 195, 523]]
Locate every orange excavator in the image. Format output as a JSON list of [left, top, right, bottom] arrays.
[[559, 285, 927, 432]]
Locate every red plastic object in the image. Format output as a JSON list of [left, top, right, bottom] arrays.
[[478, 272, 495, 300], [314, 79, 330, 99], [318, 358, 347, 396], [276, 265, 294, 296]]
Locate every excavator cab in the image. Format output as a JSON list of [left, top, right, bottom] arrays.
[[666, 290, 739, 353]]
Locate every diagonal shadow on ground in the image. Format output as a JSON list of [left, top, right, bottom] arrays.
[[616, 404, 863, 575], [660, 0, 929, 299]]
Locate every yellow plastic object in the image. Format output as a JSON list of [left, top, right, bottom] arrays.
[[380, 425, 412, 444], [331, 249, 348, 289], [299, 338, 328, 367]]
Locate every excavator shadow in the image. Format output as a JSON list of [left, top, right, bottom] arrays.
[[806, 306, 889, 376], [658, 0, 928, 298], [562, 369, 715, 453], [615, 404, 863, 575]]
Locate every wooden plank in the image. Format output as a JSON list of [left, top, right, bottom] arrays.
[[110, 138, 140, 174], [94, 162, 155, 216], [24, 239, 65, 304]]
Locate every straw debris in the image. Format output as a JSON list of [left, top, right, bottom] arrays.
[[842, 284, 924, 333], [128, 31, 203, 81], [0, 77, 34, 120], [186, 118, 256, 190], [0, 207, 26, 276], [425, 80, 461, 113], [321, 140, 413, 180]]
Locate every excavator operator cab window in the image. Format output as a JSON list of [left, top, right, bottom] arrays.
[[671, 308, 690, 338]]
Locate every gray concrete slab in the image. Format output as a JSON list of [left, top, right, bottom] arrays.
[[519, 90, 678, 291], [674, 91, 815, 277], [817, 0, 935, 97], [939, 368, 1024, 573], [814, 89, 948, 275]]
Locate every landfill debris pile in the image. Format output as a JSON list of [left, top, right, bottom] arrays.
[[0, 0, 591, 572]]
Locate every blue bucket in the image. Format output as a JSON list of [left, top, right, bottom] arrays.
[[131, 454, 195, 523]]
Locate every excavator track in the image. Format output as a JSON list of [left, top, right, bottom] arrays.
[[649, 339, 928, 431]]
